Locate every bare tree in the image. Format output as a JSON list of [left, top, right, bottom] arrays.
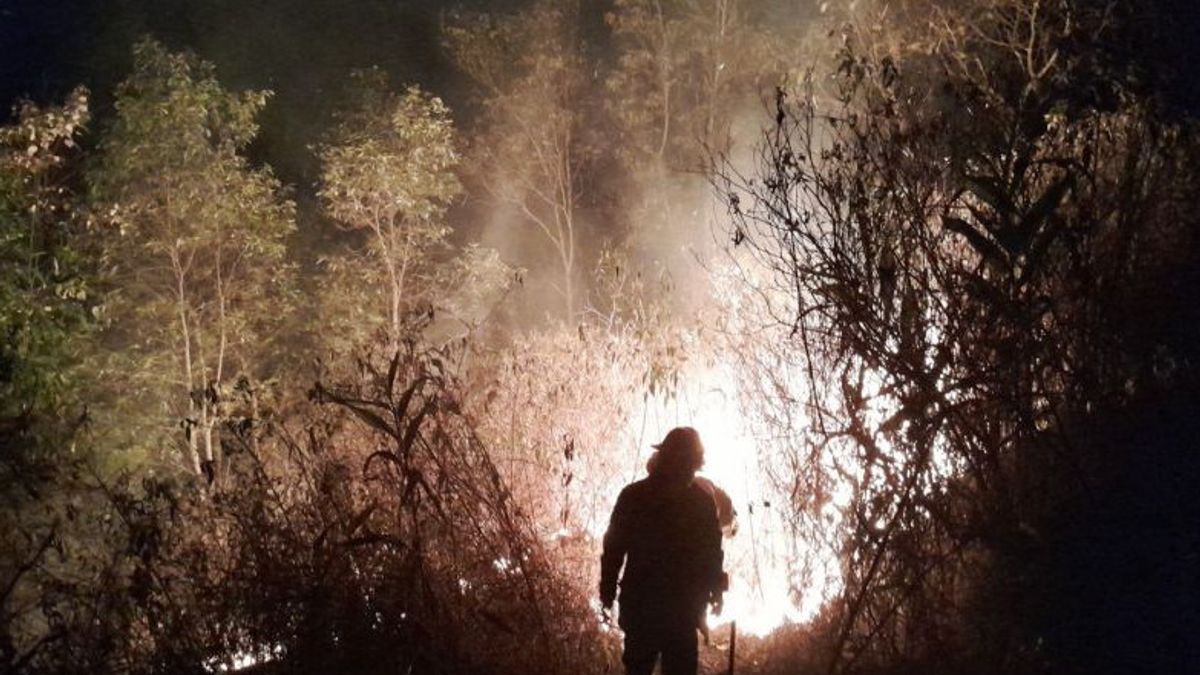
[[607, 0, 787, 170], [719, 0, 1200, 670], [446, 0, 596, 321]]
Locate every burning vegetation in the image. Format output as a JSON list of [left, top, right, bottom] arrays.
[[2, 1, 1199, 674]]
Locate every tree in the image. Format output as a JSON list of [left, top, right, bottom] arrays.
[[602, 0, 798, 323], [0, 89, 96, 673], [0, 89, 150, 675], [0, 88, 93, 453], [606, 0, 787, 170], [720, 0, 1200, 670], [446, 0, 597, 321], [91, 39, 295, 481], [316, 71, 461, 347]]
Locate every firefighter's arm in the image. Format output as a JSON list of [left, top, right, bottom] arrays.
[[599, 489, 630, 608], [701, 497, 726, 612]]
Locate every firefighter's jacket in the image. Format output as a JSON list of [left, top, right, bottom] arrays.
[[600, 474, 724, 630]]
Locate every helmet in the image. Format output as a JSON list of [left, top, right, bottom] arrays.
[[650, 426, 705, 477]]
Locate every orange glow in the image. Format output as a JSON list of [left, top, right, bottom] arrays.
[[604, 361, 847, 637]]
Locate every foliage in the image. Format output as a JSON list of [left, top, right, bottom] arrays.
[[0, 89, 134, 675], [316, 72, 462, 346], [4, 322, 616, 675], [430, 243, 519, 339], [90, 39, 296, 479], [466, 323, 643, 539], [721, 0, 1200, 672], [445, 0, 599, 320], [0, 88, 93, 450], [602, 0, 805, 325]]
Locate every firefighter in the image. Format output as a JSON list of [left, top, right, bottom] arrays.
[[600, 427, 725, 675], [646, 438, 737, 643], [647, 450, 738, 537]]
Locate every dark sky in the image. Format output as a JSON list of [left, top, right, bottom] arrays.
[[0, 0, 468, 101], [1, 0, 492, 183], [4, 0, 1200, 182]]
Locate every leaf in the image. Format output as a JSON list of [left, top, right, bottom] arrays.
[[344, 501, 379, 536], [1021, 174, 1073, 235], [385, 349, 402, 399], [943, 216, 1008, 267], [958, 269, 1013, 316], [963, 175, 1014, 218]]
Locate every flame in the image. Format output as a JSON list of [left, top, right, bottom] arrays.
[[610, 362, 847, 637]]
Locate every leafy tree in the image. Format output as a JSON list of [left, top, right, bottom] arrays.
[[432, 242, 520, 340], [0, 89, 92, 433], [90, 39, 295, 481], [446, 0, 597, 321], [0, 89, 136, 675], [316, 71, 462, 347]]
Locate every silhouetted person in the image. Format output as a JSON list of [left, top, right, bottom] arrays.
[[645, 445, 736, 644], [601, 427, 725, 675], [647, 450, 738, 537]]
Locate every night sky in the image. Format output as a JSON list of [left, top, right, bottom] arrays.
[[6, 0, 1200, 183], [2, 0, 481, 184]]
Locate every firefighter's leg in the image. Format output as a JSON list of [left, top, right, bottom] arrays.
[[622, 629, 659, 675], [660, 622, 699, 675]]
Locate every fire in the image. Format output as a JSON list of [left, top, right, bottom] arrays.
[[607, 362, 848, 637]]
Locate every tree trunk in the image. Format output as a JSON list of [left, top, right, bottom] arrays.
[[173, 249, 203, 477]]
